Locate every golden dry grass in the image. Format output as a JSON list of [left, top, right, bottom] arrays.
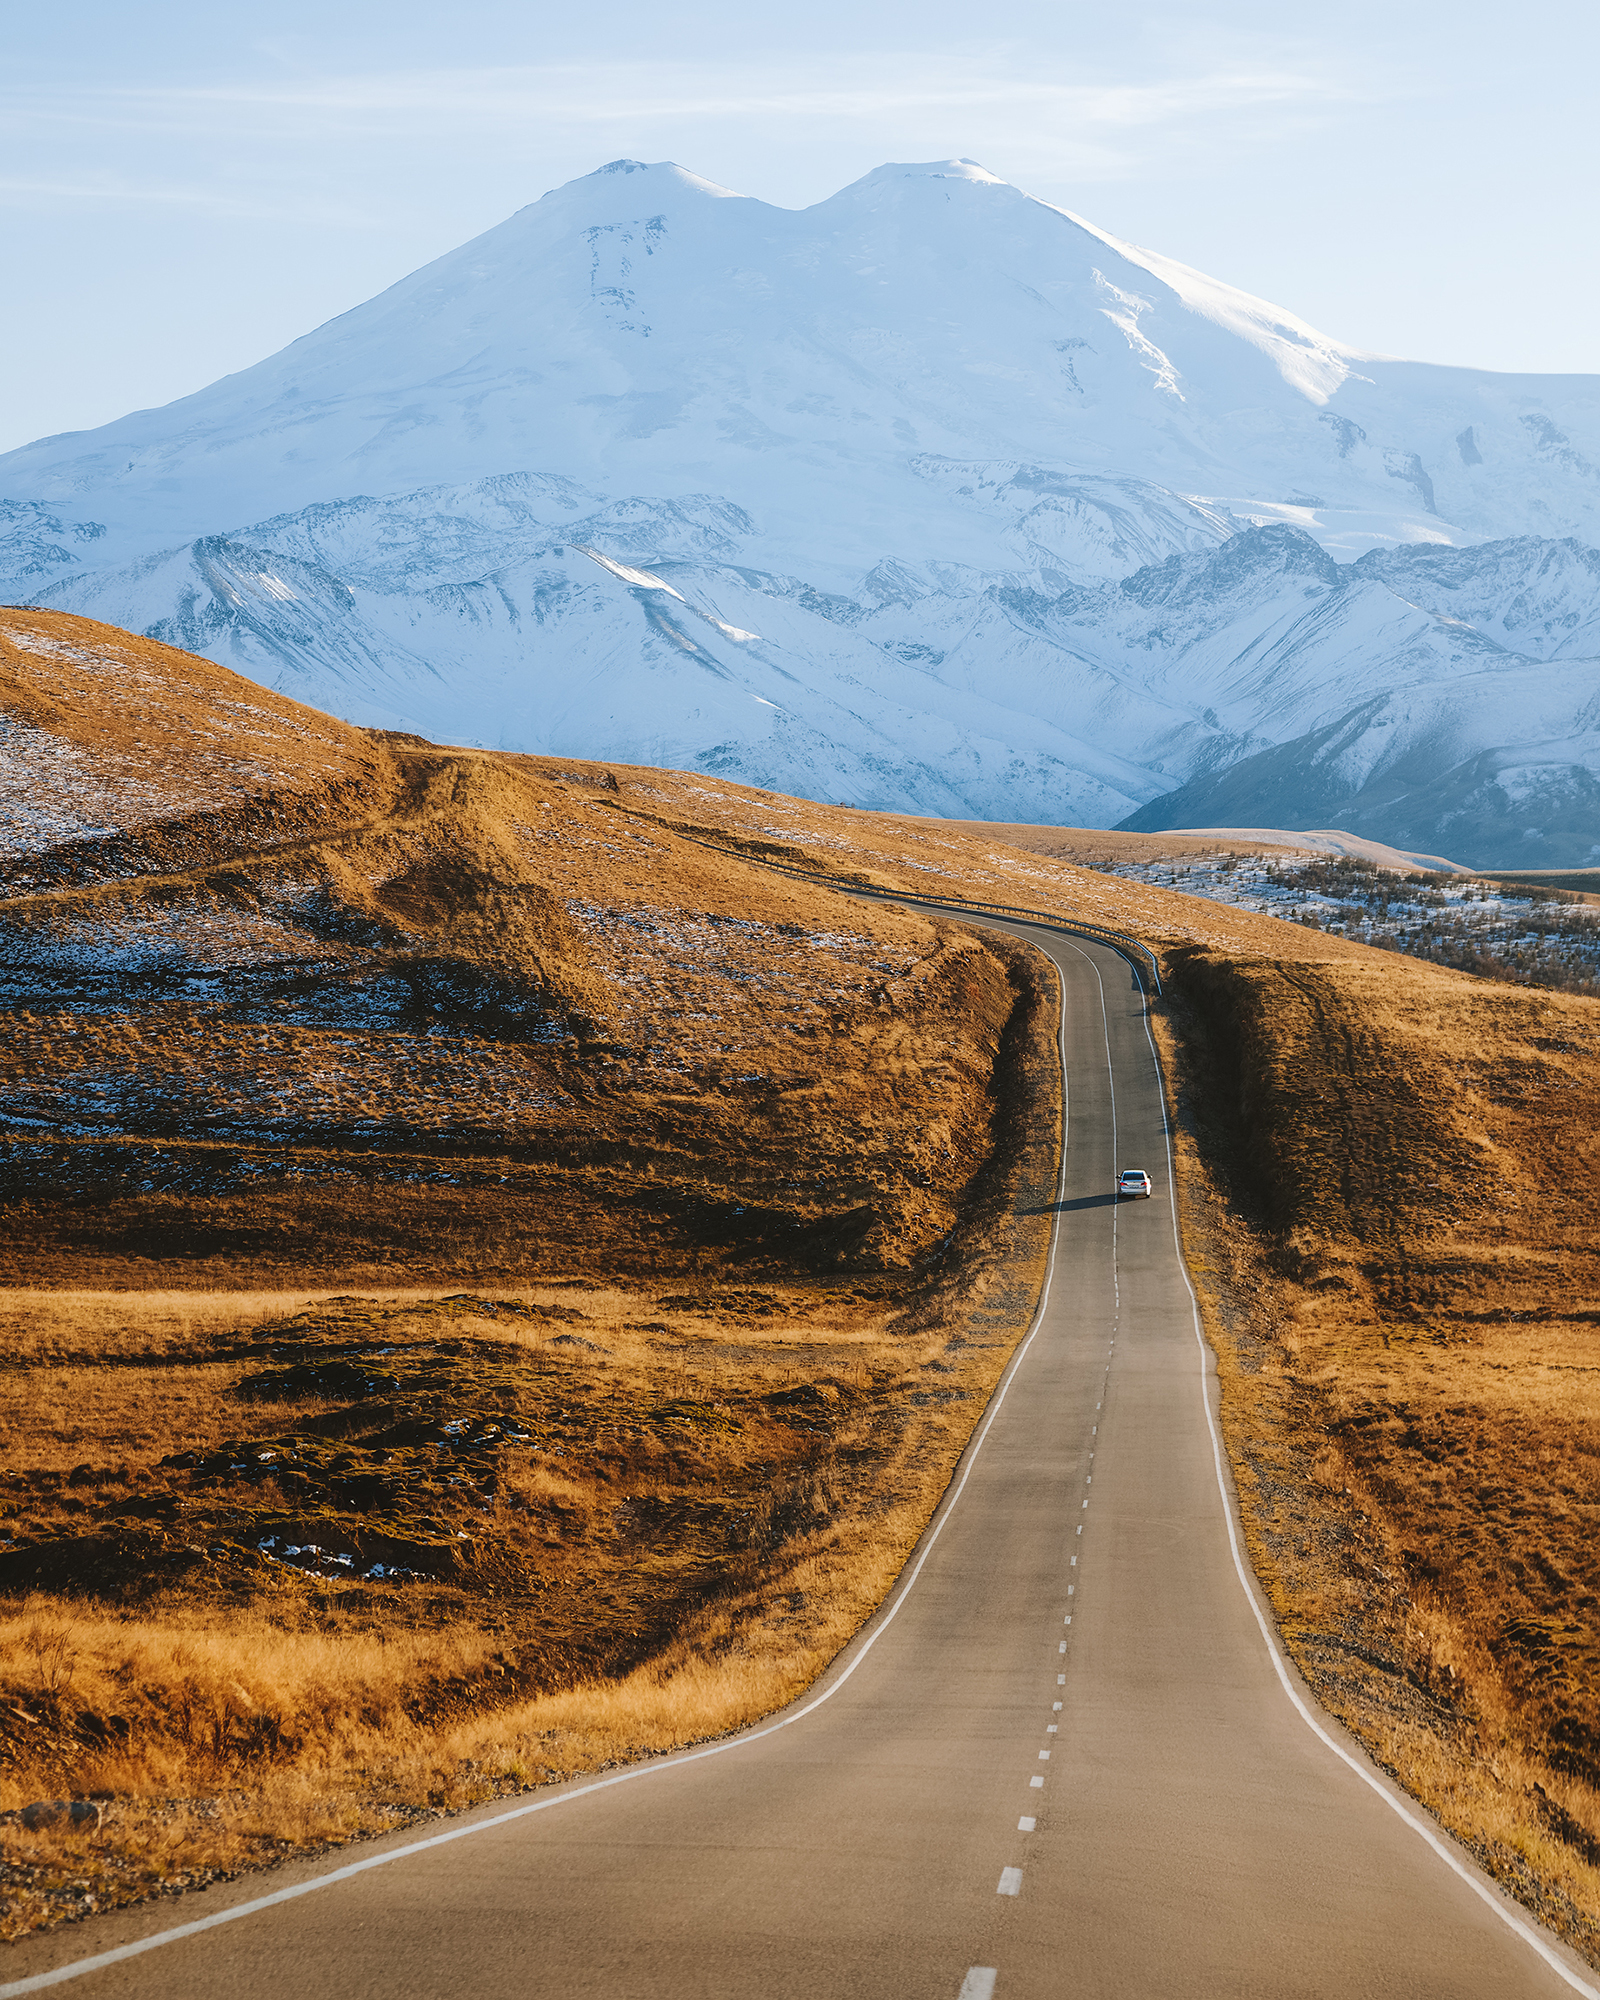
[[0, 1501, 949, 1939], [1148, 952, 1600, 1961], [0, 616, 1074, 1937], [0, 1081, 1060, 1935], [565, 768, 1600, 1960], [5, 613, 1599, 1957], [0, 726, 1033, 1292], [0, 609, 387, 896], [943, 822, 1324, 868]]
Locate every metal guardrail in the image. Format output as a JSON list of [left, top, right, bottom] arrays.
[[852, 882, 1164, 997], [655, 821, 1165, 997]]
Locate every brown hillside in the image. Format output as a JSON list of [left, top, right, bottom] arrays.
[[0, 614, 1034, 1292], [0, 610, 387, 893], [1158, 949, 1600, 1955], [499, 745, 1600, 1958], [624, 769, 1600, 1955], [2, 614, 1599, 1958], [0, 615, 1068, 1935]]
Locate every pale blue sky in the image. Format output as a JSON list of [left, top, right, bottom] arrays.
[[3, 0, 1595, 454]]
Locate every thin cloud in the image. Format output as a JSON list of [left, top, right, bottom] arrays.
[[5, 55, 1362, 136], [0, 51, 1376, 223], [0, 171, 380, 227]]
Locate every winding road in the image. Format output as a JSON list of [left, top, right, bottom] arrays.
[[5, 914, 1595, 1999]]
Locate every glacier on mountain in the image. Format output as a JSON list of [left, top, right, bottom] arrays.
[[2, 156, 1599, 865]]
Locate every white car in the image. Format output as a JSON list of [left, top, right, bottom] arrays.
[[1117, 1169, 1153, 1200]]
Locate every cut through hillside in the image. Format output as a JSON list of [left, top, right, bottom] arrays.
[[515, 760, 1600, 1965], [1155, 949, 1600, 1963]]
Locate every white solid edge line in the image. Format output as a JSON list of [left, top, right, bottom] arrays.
[[990, 904, 1597, 1997], [0, 918, 1078, 1998], [1130, 953, 1600, 2000]]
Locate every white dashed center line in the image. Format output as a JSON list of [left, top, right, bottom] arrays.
[[998, 1867, 1023, 1896], [1038, 1750, 1050, 1761], [958, 1969, 997, 2000], [1030, 1776, 1044, 1789], [1018, 1816, 1036, 1833]]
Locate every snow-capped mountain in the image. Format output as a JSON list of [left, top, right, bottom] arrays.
[[4, 157, 1599, 865]]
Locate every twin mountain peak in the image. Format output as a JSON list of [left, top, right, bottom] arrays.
[[3, 157, 1598, 867]]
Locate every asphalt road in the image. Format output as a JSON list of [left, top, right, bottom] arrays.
[[6, 918, 1595, 2000]]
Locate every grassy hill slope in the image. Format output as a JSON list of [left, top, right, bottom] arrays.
[[2, 611, 1598, 1960]]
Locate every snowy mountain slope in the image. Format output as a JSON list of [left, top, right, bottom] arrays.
[[25, 499, 1158, 823], [1351, 537, 1600, 660], [23, 478, 1600, 863], [8, 157, 1599, 560], [1122, 702, 1600, 870], [3, 157, 1600, 862]]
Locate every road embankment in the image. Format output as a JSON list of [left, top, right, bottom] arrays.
[[1155, 943, 1600, 1966]]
